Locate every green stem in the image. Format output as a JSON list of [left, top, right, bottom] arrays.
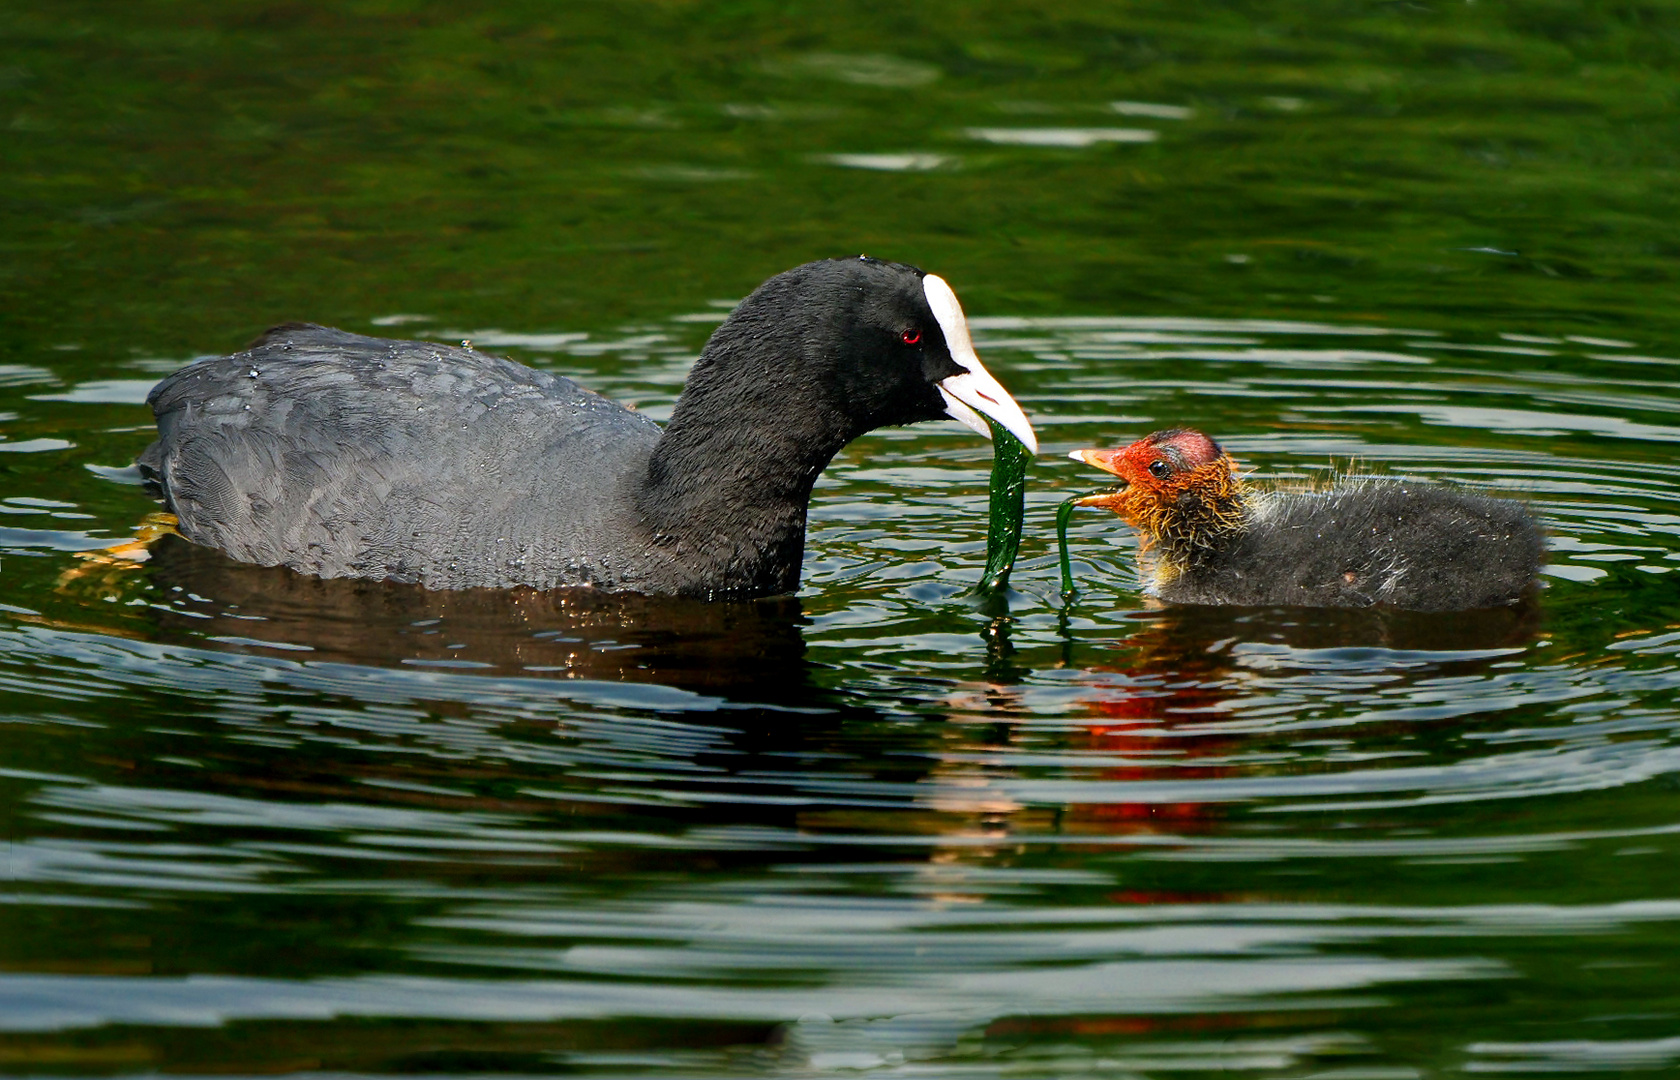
[[976, 420, 1031, 595], [1056, 496, 1080, 601]]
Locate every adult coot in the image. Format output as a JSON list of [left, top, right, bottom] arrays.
[[1069, 429, 1543, 610], [140, 258, 1038, 598]]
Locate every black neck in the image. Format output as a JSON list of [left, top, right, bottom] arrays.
[[635, 356, 857, 596]]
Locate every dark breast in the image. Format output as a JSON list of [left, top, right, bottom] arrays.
[[1163, 481, 1544, 611], [139, 325, 665, 590]]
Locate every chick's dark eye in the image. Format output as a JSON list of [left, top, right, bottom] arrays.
[[900, 328, 922, 346], [1148, 459, 1171, 479]]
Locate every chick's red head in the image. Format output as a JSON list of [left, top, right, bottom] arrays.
[[1078, 429, 1223, 487], [1067, 428, 1240, 537]]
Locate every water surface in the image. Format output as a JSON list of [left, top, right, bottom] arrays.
[[4, 3, 1680, 1075]]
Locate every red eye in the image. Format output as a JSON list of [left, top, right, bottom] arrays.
[[901, 329, 922, 345]]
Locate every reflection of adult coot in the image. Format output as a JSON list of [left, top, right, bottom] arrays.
[[139, 535, 949, 823], [142, 533, 814, 698], [139, 259, 1036, 599]]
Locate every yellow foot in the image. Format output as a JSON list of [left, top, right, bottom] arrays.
[[80, 512, 179, 564], [58, 513, 180, 590]]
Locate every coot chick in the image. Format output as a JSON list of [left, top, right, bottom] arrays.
[[140, 257, 1037, 598], [1069, 429, 1543, 611]]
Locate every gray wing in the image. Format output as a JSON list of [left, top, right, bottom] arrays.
[[141, 325, 664, 589]]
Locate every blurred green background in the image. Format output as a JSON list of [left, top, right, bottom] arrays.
[[8, 0, 1679, 355]]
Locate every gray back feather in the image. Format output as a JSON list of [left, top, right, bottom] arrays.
[[142, 325, 663, 590]]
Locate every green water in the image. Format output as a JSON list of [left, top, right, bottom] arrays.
[[4, 2, 1680, 1075]]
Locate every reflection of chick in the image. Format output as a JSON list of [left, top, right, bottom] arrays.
[[1070, 429, 1544, 611]]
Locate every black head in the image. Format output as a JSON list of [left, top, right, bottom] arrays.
[[640, 259, 1035, 595], [668, 257, 1035, 451]]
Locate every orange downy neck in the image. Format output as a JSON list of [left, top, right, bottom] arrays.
[[1078, 455, 1250, 584]]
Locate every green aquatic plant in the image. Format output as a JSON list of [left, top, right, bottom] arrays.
[[1056, 496, 1081, 601], [976, 419, 1031, 595]]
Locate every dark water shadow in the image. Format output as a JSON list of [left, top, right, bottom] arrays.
[[1055, 599, 1545, 753], [50, 537, 942, 833], [1115, 600, 1545, 664], [1039, 597, 1542, 692], [140, 535, 815, 701]]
